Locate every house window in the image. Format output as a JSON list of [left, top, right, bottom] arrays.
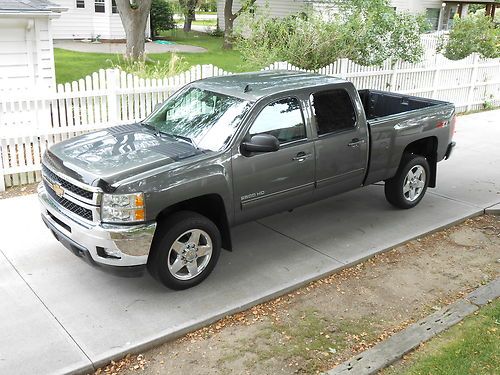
[[95, 0, 105, 13], [112, 0, 118, 13], [76, 0, 85, 8], [426, 8, 440, 31]]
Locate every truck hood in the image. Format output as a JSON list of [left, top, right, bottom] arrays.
[[44, 123, 202, 189]]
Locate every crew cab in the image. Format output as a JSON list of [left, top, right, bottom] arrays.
[[38, 71, 456, 289]]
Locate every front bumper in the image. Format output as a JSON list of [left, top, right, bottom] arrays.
[[38, 184, 157, 275]]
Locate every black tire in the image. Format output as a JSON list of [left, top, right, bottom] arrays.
[[384, 153, 430, 209], [147, 211, 221, 290]]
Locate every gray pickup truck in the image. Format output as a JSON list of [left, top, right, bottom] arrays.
[[38, 71, 456, 289]]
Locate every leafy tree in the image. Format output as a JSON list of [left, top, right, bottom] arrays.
[[115, 0, 153, 61], [234, 0, 427, 69], [439, 13, 500, 60], [223, 0, 257, 49], [179, 0, 198, 32], [150, 0, 175, 37], [198, 0, 216, 12]]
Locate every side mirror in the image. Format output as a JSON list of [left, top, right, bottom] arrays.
[[241, 134, 280, 154]]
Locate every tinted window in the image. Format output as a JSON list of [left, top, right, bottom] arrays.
[[311, 90, 356, 135], [249, 98, 305, 144], [76, 0, 85, 8]]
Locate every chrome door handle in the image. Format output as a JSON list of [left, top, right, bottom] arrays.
[[348, 138, 366, 148], [292, 152, 312, 162]]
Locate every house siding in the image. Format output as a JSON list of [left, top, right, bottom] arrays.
[[0, 17, 55, 89], [217, 0, 307, 30], [51, 0, 127, 39]]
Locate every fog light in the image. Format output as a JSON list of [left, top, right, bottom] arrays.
[[96, 246, 121, 259]]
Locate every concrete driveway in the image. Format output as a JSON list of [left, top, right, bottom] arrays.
[[0, 110, 498, 375]]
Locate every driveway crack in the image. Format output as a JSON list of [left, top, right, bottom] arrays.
[[255, 220, 346, 264]]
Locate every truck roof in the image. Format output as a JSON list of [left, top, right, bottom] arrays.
[[193, 70, 346, 101]]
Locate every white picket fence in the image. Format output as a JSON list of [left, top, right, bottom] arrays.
[[0, 53, 499, 191]]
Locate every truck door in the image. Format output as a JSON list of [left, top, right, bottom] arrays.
[[232, 97, 315, 224], [311, 88, 369, 198]]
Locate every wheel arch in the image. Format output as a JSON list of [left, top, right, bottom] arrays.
[[155, 194, 232, 251], [402, 136, 438, 188]]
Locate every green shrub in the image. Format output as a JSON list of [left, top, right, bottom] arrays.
[[234, 1, 426, 70], [110, 53, 188, 78], [439, 14, 500, 60], [150, 0, 176, 38]]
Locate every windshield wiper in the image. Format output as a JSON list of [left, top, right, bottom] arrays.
[[141, 122, 198, 149], [158, 131, 198, 149]]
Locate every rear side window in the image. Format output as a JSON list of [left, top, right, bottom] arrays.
[[249, 97, 306, 144], [311, 90, 356, 135]]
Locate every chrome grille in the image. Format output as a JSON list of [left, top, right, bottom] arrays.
[[42, 164, 93, 200], [43, 180, 93, 221]]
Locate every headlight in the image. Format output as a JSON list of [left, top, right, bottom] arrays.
[[101, 192, 145, 223]]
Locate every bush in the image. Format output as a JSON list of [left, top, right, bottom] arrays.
[[150, 0, 176, 38], [198, 0, 216, 12], [439, 14, 500, 60], [110, 54, 188, 79], [234, 1, 426, 70]]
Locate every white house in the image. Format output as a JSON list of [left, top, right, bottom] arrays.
[[217, 0, 497, 32], [50, 0, 151, 40], [0, 0, 65, 90]]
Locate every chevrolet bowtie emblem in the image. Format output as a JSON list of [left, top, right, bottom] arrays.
[[51, 182, 64, 198]]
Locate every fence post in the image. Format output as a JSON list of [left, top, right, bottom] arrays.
[[339, 58, 348, 79], [466, 54, 480, 112], [107, 69, 119, 125], [0, 148, 5, 192], [389, 60, 398, 92], [431, 57, 441, 99]]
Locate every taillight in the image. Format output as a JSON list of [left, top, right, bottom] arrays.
[[450, 116, 457, 138]]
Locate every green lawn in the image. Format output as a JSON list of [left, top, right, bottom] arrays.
[[176, 19, 217, 27], [54, 30, 259, 84], [384, 299, 500, 375]]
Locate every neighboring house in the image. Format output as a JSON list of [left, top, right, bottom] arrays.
[[50, 0, 150, 41], [0, 0, 65, 90], [217, 0, 498, 32]]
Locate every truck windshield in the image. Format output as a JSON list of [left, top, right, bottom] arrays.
[[143, 87, 251, 152]]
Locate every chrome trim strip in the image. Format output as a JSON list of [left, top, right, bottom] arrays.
[[241, 182, 314, 208], [316, 168, 365, 187], [42, 178, 101, 225], [42, 162, 102, 193]]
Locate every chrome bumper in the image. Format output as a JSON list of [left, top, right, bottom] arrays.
[[38, 184, 156, 268]]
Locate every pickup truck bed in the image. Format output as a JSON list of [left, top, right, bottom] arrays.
[[359, 89, 445, 120]]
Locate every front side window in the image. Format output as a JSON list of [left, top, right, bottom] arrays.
[[311, 89, 356, 135], [112, 0, 118, 13], [143, 87, 251, 152], [95, 0, 105, 13], [76, 0, 85, 8], [249, 97, 306, 144]]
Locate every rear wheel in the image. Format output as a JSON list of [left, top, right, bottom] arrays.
[[385, 154, 430, 209], [148, 211, 221, 290]]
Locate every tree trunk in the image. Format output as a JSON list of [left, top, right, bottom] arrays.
[[183, 13, 193, 32], [223, 0, 234, 49], [115, 0, 152, 60], [223, 0, 256, 50]]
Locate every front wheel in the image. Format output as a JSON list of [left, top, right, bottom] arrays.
[[384, 154, 430, 209], [147, 211, 221, 290]]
